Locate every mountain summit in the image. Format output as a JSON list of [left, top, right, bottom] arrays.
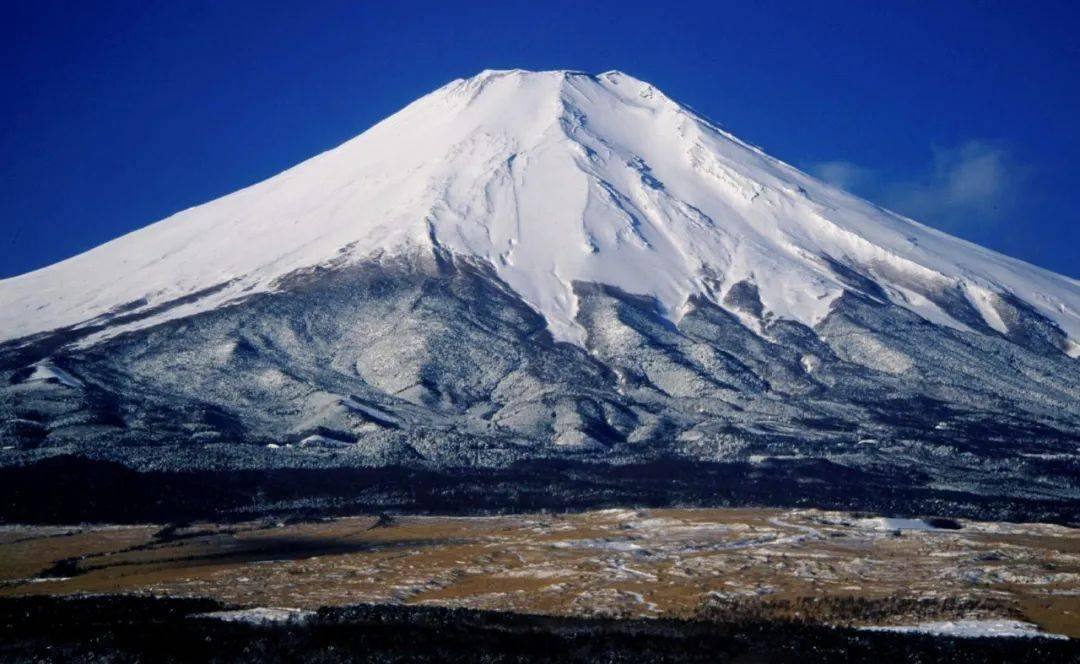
[[2, 69, 1077, 351], [0, 71, 1077, 516]]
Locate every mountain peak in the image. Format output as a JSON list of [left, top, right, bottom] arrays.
[[465, 68, 634, 81], [1, 71, 1077, 355]]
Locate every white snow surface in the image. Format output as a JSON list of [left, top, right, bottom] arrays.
[[858, 517, 940, 532], [194, 607, 315, 624], [26, 362, 83, 388], [2, 69, 1078, 348], [861, 619, 1069, 640]]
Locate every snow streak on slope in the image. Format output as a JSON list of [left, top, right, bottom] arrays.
[[1, 70, 1078, 351]]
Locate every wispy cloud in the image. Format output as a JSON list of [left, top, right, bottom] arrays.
[[809, 140, 1026, 231], [809, 160, 874, 192]]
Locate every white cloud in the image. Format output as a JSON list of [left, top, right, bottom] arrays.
[[809, 160, 874, 191], [809, 141, 1024, 230], [884, 141, 1019, 224]]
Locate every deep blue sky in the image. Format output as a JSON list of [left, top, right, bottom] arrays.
[[3, 1, 1078, 278]]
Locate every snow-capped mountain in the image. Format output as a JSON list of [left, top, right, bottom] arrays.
[[1, 70, 1077, 510], [2, 69, 1077, 351]]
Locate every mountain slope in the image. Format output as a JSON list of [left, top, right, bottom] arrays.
[[2, 69, 1077, 351], [0, 70, 1077, 515]]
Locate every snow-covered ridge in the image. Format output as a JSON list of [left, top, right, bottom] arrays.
[[1, 69, 1077, 351]]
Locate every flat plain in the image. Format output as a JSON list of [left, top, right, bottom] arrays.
[[1, 508, 1077, 637]]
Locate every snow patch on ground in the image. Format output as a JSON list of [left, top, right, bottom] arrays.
[[858, 517, 940, 532], [26, 362, 82, 388], [194, 607, 315, 625], [861, 619, 1069, 640], [855, 516, 941, 533], [552, 538, 643, 552], [297, 435, 353, 449]]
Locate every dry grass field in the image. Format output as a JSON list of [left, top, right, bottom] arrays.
[[2, 508, 1077, 637]]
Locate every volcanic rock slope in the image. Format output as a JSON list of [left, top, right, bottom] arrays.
[[1, 70, 1077, 502]]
